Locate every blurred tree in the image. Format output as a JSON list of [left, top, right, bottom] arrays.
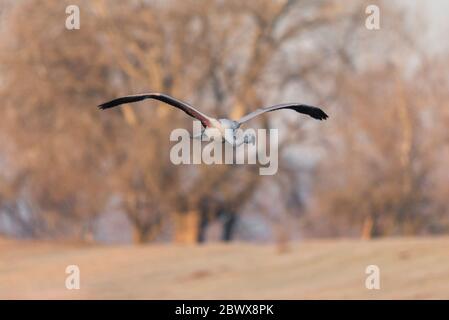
[[308, 63, 449, 238], [3, 0, 445, 244], [0, 0, 358, 243]]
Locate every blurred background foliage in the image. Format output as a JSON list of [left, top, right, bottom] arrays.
[[0, 0, 448, 244]]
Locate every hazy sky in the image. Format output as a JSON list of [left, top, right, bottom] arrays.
[[400, 0, 449, 54]]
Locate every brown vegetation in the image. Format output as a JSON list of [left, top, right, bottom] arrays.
[[0, 0, 447, 244]]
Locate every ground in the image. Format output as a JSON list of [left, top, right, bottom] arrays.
[[1, 236, 448, 299]]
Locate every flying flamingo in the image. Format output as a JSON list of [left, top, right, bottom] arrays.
[[98, 93, 328, 145]]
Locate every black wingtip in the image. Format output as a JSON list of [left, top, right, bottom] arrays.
[[321, 112, 329, 121], [314, 109, 329, 121], [97, 102, 112, 110], [296, 104, 329, 121]]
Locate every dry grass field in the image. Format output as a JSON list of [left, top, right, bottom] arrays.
[[1, 236, 449, 299]]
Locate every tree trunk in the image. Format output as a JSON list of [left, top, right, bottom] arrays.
[[221, 211, 237, 242], [361, 215, 379, 239], [80, 221, 95, 244], [197, 211, 209, 243], [274, 222, 290, 254], [174, 210, 199, 244], [132, 222, 162, 244], [132, 225, 150, 244]]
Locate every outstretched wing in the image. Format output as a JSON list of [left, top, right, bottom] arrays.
[[237, 103, 329, 124], [98, 93, 213, 127]]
